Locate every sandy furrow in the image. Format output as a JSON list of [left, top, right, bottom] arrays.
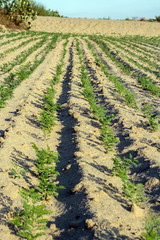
[[107, 39, 160, 69], [68, 38, 146, 239], [11, 38, 53, 73], [0, 36, 27, 53], [0, 39, 66, 240], [42, 38, 95, 240], [0, 35, 36, 55], [80, 38, 160, 163], [120, 40, 160, 64], [0, 31, 6, 36], [79, 37, 160, 217], [0, 36, 53, 85], [0, 32, 32, 51], [101, 39, 160, 87], [0, 36, 43, 65], [86, 38, 160, 111], [137, 41, 160, 53], [122, 39, 160, 58], [104, 39, 160, 79]]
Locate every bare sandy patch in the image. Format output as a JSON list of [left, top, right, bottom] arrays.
[[30, 16, 160, 36]]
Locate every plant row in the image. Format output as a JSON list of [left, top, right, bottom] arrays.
[[85, 37, 160, 238], [76, 38, 119, 152], [0, 35, 43, 58], [0, 34, 60, 108], [106, 36, 160, 59], [0, 30, 39, 47], [77, 38, 149, 204], [0, 30, 31, 39], [84, 38, 138, 109], [0, 34, 50, 73], [116, 37, 160, 61], [86, 37, 160, 131], [75, 38, 160, 239], [9, 36, 69, 239], [120, 35, 160, 48], [39, 37, 69, 138], [104, 38, 160, 78], [90, 36, 160, 98]]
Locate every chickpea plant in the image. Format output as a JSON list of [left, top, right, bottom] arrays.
[[32, 143, 65, 201], [10, 188, 51, 240]]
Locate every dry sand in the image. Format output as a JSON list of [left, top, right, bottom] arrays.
[[30, 16, 160, 36]]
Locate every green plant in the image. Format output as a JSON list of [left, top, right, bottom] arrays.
[[141, 213, 160, 240], [39, 87, 59, 138], [2, 0, 37, 27], [100, 124, 119, 152], [111, 154, 148, 205], [139, 76, 160, 97], [142, 104, 160, 131], [122, 180, 148, 206], [10, 188, 51, 240], [148, 18, 154, 22], [32, 143, 64, 200], [156, 16, 160, 22], [9, 161, 28, 179], [112, 154, 138, 181]]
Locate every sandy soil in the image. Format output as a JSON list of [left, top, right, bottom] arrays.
[[30, 16, 160, 36], [0, 17, 160, 240]]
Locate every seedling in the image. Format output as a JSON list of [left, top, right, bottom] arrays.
[[101, 124, 119, 152], [142, 104, 160, 131], [122, 180, 148, 206], [139, 76, 160, 97], [9, 161, 28, 179], [141, 213, 160, 240], [32, 143, 65, 200], [10, 188, 51, 240], [39, 86, 61, 138], [112, 154, 138, 181]]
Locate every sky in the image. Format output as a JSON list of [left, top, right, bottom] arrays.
[[35, 0, 160, 20]]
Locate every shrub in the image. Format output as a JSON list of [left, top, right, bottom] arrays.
[[156, 16, 160, 22], [0, 0, 37, 27], [148, 18, 154, 22]]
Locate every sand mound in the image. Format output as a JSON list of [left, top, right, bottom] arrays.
[[30, 16, 160, 36]]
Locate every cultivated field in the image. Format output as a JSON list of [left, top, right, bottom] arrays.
[[0, 22, 160, 240]]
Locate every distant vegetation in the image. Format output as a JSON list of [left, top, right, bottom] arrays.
[[156, 16, 160, 22], [0, 0, 62, 29], [31, 1, 62, 17], [125, 16, 160, 22]]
